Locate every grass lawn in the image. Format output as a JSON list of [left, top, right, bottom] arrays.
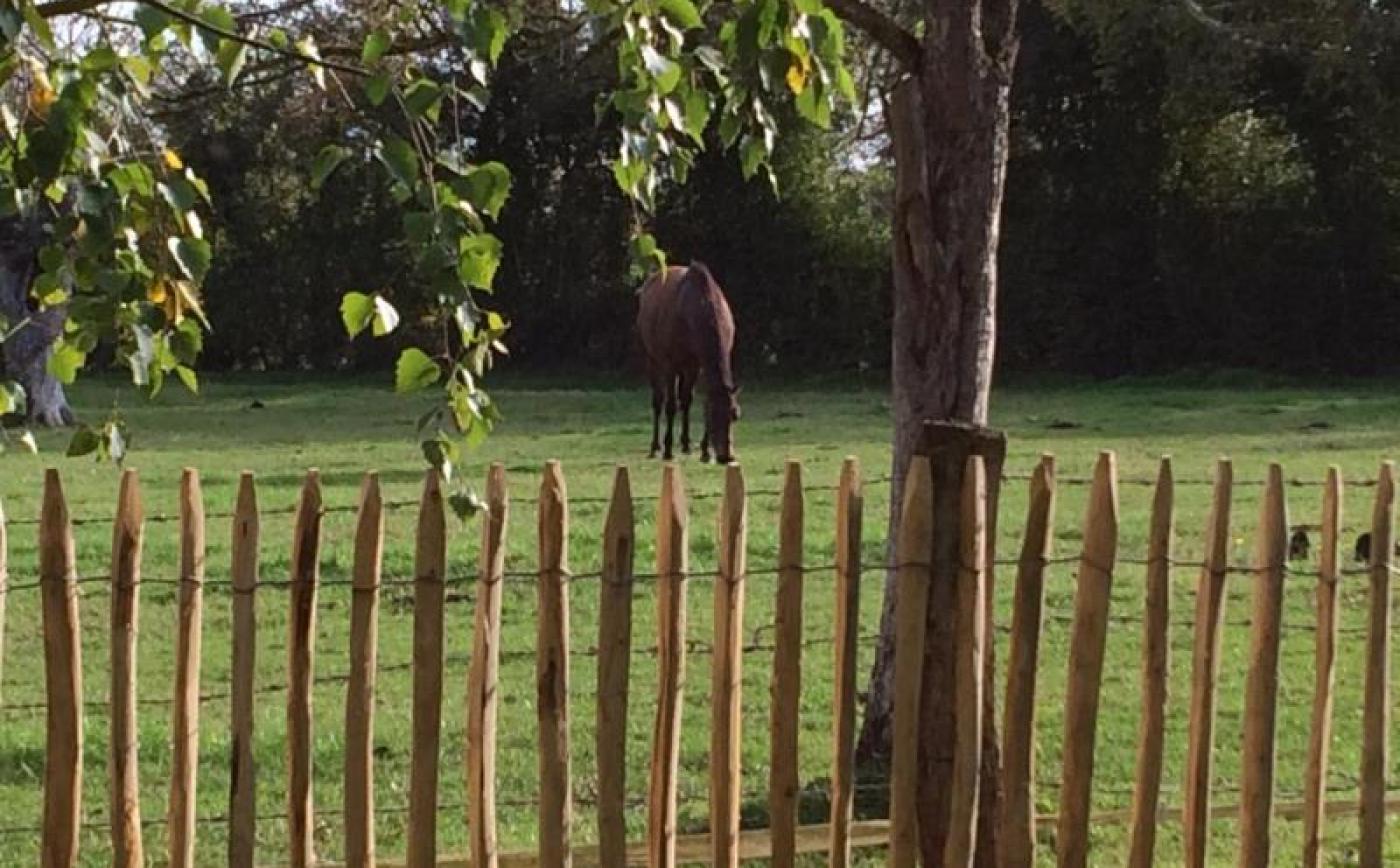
[[2, 372, 1400, 865]]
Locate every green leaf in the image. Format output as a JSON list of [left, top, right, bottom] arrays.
[[311, 144, 351, 190], [199, 5, 237, 53], [403, 78, 444, 122], [47, 340, 85, 384], [372, 295, 400, 336], [376, 136, 420, 189], [362, 29, 392, 64], [296, 36, 325, 89], [683, 89, 711, 143], [133, 5, 172, 41], [216, 39, 249, 87], [458, 233, 503, 291], [175, 365, 198, 393], [641, 45, 682, 94], [21, 0, 54, 49], [365, 72, 393, 106], [66, 425, 101, 458], [795, 77, 830, 128], [0, 380, 24, 416], [80, 47, 120, 74], [836, 65, 857, 102], [102, 419, 128, 464], [740, 136, 766, 179], [340, 291, 375, 338], [448, 489, 484, 520], [466, 7, 509, 66], [659, 0, 703, 30], [630, 232, 667, 272], [462, 162, 512, 219], [168, 237, 211, 283], [421, 436, 456, 481], [395, 348, 441, 393]]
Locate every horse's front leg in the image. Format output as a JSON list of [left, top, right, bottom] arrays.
[[648, 374, 663, 458], [662, 377, 678, 460], [678, 370, 696, 455]]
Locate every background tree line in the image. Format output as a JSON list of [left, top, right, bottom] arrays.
[[167, 0, 1400, 380]]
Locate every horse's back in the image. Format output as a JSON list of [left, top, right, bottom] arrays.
[[637, 265, 689, 360]]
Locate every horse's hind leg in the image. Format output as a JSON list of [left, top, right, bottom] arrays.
[[700, 392, 712, 463], [662, 375, 679, 460], [678, 369, 696, 455]]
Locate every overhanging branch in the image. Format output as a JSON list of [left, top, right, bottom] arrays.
[[824, 0, 920, 70]]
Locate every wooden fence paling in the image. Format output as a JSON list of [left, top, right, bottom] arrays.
[[468, 464, 509, 868], [40, 470, 82, 868], [228, 473, 260, 868], [1360, 462, 1395, 868], [1239, 465, 1288, 867], [648, 463, 688, 868], [168, 470, 205, 868], [829, 457, 863, 868], [890, 456, 934, 868], [1127, 458, 1174, 868], [408, 470, 448, 868], [345, 474, 385, 868], [769, 462, 804, 868], [597, 467, 635, 868], [288, 471, 323, 868], [1302, 467, 1342, 868], [0, 495, 7, 703], [1056, 452, 1120, 868], [109, 470, 144, 868], [999, 455, 1055, 868], [1182, 459, 1233, 868], [946, 457, 987, 868], [711, 465, 747, 868], [538, 461, 572, 866]]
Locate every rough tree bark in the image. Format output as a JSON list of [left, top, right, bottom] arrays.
[[826, 0, 1019, 862], [0, 214, 75, 428]]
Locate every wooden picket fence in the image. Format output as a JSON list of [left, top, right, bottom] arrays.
[[1, 450, 1397, 866]]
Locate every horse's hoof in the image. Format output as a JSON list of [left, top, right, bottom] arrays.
[[700, 454, 712, 464]]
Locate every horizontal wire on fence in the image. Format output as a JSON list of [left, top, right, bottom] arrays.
[[5, 463, 1391, 528]]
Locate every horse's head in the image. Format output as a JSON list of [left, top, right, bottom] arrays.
[[709, 384, 741, 464]]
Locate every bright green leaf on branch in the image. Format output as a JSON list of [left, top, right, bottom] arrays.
[[396, 347, 441, 393]]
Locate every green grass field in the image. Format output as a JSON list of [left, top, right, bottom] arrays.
[[2, 373, 1400, 865]]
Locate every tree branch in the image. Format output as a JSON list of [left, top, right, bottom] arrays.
[[824, 0, 920, 70], [36, 0, 108, 17], [136, 0, 370, 77]]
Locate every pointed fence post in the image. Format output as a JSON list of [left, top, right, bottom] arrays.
[[228, 473, 260, 868], [537, 461, 572, 867], [769, 462, 804, 868], [830, 458, 863, 868], [597, 467, 635, 868], [40, 470, 82, 868], [648, 463, 688, 868], [109, 471, 144, 868], [345, 474, 384, 868], [468, 464, 508, 868], [1302, 467, 1342, 868], [169, 469, 205, 868], [710, 465, 747, 868], [890, 456, 933, 868], [408, 470, 447, 868], [287, 471, 323, 868], [1360, 462, 1394, 868]]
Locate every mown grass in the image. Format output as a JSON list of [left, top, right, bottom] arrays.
[[1, 373, 1400, 864]]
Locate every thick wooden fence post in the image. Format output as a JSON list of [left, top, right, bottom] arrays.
[[946, 456, 987, 868], [538, 461, 572, 867], [228, 473, 260, 868], [408, 470, 447, 868], [288, 471, 323, 868], [1360, 462, 1394, 868], [345, 474, 384, 868], [890, 456, 933, 868], [40, 470, 82, 868], [1182, 459, 1233, 868], [1127, 458, 1174, 868], [999, 455, 1055, 868], [169, 469, 205, 868], [1302, 467, 1342, 868], [711, 465, 747, 868], [1056, 452, 1119, 868], [1239, 465, 1288, 867], [648, 463, 688, 868], [468, 464, 508, 868], [830, 457, 862, 868], [109, 470, 144, 868], [597, 467, 635, 868], [769, 462, 804, 868]]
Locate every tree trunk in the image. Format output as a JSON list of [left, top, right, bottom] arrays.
[[0, 216, 74, 428], [855, 6, 1018, 861]]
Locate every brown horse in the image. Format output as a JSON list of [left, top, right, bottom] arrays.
[[636, 261, 740, 464]]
